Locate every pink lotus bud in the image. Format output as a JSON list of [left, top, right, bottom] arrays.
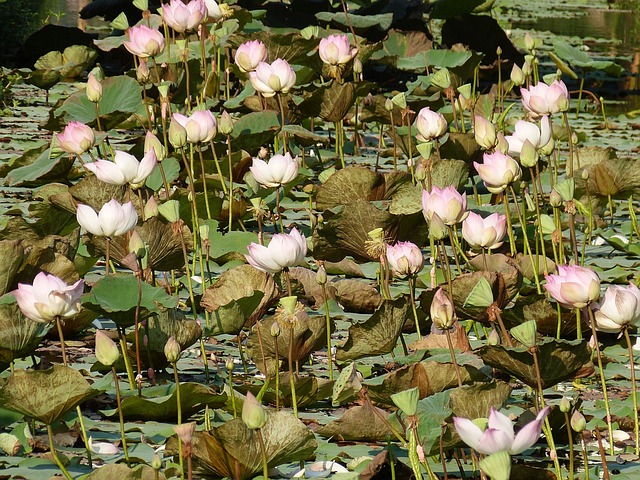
[[249, 152, 299, 188], [462, 212, 507, 251], [162, 0, 207, 33], [86, 73, 102, 103], [234, 40, 268, 73], [168, 118, 187, 148], [473, 151, 521, 194], [386, 241, 424, 278], [164, 336, 181, 363], [56, 121, 95, 155], [137, 60, 150, 83], [544, 265, 600, 309], [245, 228, 307, 274], [145, 131, 165, 161], [124, 25, 165, 58], [242, 392, 267, 430], [505, 116, 552, 156], [520, 80, 570, 117], [13, 272, 84, 324], [474, 115, 497, 150], [249, 58, 296, 97], [594, 283, 640, 333], [415, 107, 448, 142], [421, 185, 468, 226], [318, 34, 357, 66], [510, 64, 525, 86], [430, 287, 456, 330]]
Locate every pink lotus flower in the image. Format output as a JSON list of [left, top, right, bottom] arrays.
[[76, 199, 138, 238], [249, 59, 296, 97], [250, 152, 299, 188], [454, 406, 550, 455], [430, 287, 456, 330], [124, 25, 165, 58], [162, 0, 207, 33], [544, 265, 601, 309], [85, 149, 157, 186], [386, 241, 424, 278], [594, 283, 640, 333], [474, 151, 522, 194], [318, 34, 357, 66], [204, 0, 224, 22], [235, 40, 268, 73], [462, 212, 507, 251], [474, 115, 497, 150], [56, 121, 95, 155], [422, 185, 468, 226], [521, 80, 569, 117], [245, 228, 307, 274], [172, 110, 217, 143], [505, 116, 552, 155], [415, 107, 448, 142], [13, 272, 84, 324]]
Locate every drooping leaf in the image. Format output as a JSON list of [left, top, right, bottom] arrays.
[[316, 402, 391, 442]]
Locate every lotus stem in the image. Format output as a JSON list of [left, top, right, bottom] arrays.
[[173, 362, 185, 480], [594, 426, 611, 480], [565, 410, 575, 479], [529, 167, 549, 275], [47, 424, 73, 480], [111, 366, 131, 466], [408, 276, 422, 339], [586, 307, 614, 455], [503, 192, 517, 257], [363, 391, 406, 445], [445, 327, 463, 387], [447, 227, 462, 274], [256, 428, 269, 480], [321, 283, 334, 381], [288, 328, 298, 417], [117, 327, 136, 390], [228, 363, 237, 417], [274, 334, 280, 411], [196, 145, 212, 219], [134, 268, 143, 396], [274, 187, 284, 234], [182, 44, 191, 107], [563, 112, 575, 178], [176, 219, 198, 322], [76, 405, 92, 468], [509, 185, 541, 293], [55, 317, 68, 367], [94, 102, 103, 133], [105, 237, 111, 276], [600, 96, 609, 130], [389, 110, 398, 172], [227, 134, 234, 231], [277, 93, 289, 153], [207, 139, 227, 195], [581, 436, 590, 480], [624, 328, 639, 456]]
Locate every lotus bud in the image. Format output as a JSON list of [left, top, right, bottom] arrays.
[[199, 223, 210, 243], [129, 230, 147, 259], [571, 131, 578, 145], [430, 287, 456, 331], [540, 136, 555, 156], [144, 196, 159, 219], [510, 319, 537, 348], [95, 330, 120, 366], [487, 328, 500, 345], [218, 110, 234, 135], [522, 61, 532, 77], [479, 450, 511, 480], [242, 392, 268, 430], [495, 131, 509, 154], [571, 410, 586, 432], [86, 73, 103, 103], [152, 452, 162, 470], [169, 120, 187, 149], [510, 64, 525, 86], [560, 396, 571, 413], [581, 169, 589, 180], [390, 387, 419, 417], [353, 57, 363, 75], [316, 264, 327, 285], [384, 98, 394, 112], [158, 200, 181, 223], [549, 188, 563, 208], [524, 32, 535, 51], [174, 422, 196, 445], [144, 334, 149, 346], [144, 131, 165, 161], [137, 60, 151, 83], [496, 45, 502, 56], [428, 213, 448, 241], [474, 115, 497, 150], [414, 161, 427, 182], [270, 321, 281, 338], [225, 356, 235, 372], [519, 139, 538, 168], [164, 336, 181, 363]]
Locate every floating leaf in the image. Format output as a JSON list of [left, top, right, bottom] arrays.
[[449, 380, 512, 419], [316, 402, 391, 442]]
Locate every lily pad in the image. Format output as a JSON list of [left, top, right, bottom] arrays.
[[449, 380, 512, 419], [316, 402, 391, 442], [85, 463, 165, 480]]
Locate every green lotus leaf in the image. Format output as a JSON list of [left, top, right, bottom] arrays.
[[449, 380, 512, 419], [85, 463, 165, 480]]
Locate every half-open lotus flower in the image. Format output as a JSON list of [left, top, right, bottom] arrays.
[[544, 265, 600, 309], [245, 228, 307, 274], [415, 107, 448, 142], [318, 34, 357, 66], [13, 272, 84, 324], [386, 241, 424, 278], [85, 150, 157, 186], [422, 185, 468, 226], [162, 0, 207, 32], [521, 80, 569, 117], [172, 110, 217, 144], [594, 283, 640, 333], [76, 199, 138, 238], [249, 59, 296, 97], [234, 40, 268, 73], [56, 121, 95, 155], [250, 152, 299, 188], [124, 25, 165, 58], [474, 151, 522, 194], [505, 116, 552, 155], [453, 407, 550, 455], [462, 212, 507, 251]]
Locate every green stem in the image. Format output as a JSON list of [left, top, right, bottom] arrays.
[[227, 134, 234, 231], [196, 145, 212, 219], [445, 328, 463, 387], [503, 193, 517, 256], [118, 328, 136, 390], [208, 140, 228, 195], [76, 405, 92, 468], [173, 363, 184, 480], [274, 187, 284, 234], [408, 276, 422, 339], [112, 367, 131, 466], [321, 283, 334, 381], [510, 185, 541, 293], [56, 317, 68, 367], [277, 93, 289, 153], [624, 328, 639, 456], [47, 424, 73, 480], [256, 429, 269, 480], [565, 411, 575, 480], [288, 328, 298, 417]]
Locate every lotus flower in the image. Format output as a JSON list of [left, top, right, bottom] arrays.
[[462, 212, 507, 251], [521, 80, 569, 117], [56, 121, 95, 155], [594, 283, 640, 333], [235, 40, 268, 73], [474, 115, 497, 150], [171, 110, 217, 144], [430, 287, 456, 331], [76, 199, 138, 237], [249, 59, 296, 97], [422, 185, 468, 226], [162, 0, 207, 32], [13, 272, 84, 324], [245, 228, 307, 274], [386, 241, 424, 278], [415, 107, 448, 142], [85, 150, 157, 186], [318, 34, 356, 66], [505, 116, 552, 155], [250, 152, 299, 188], [453, 407, 550, 455], [124, 25, 165, 58], [86, 73, 102, 103], [204, 0, 224, 22], [544, 265, 600, 309], [474, 151, 522, 194]]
